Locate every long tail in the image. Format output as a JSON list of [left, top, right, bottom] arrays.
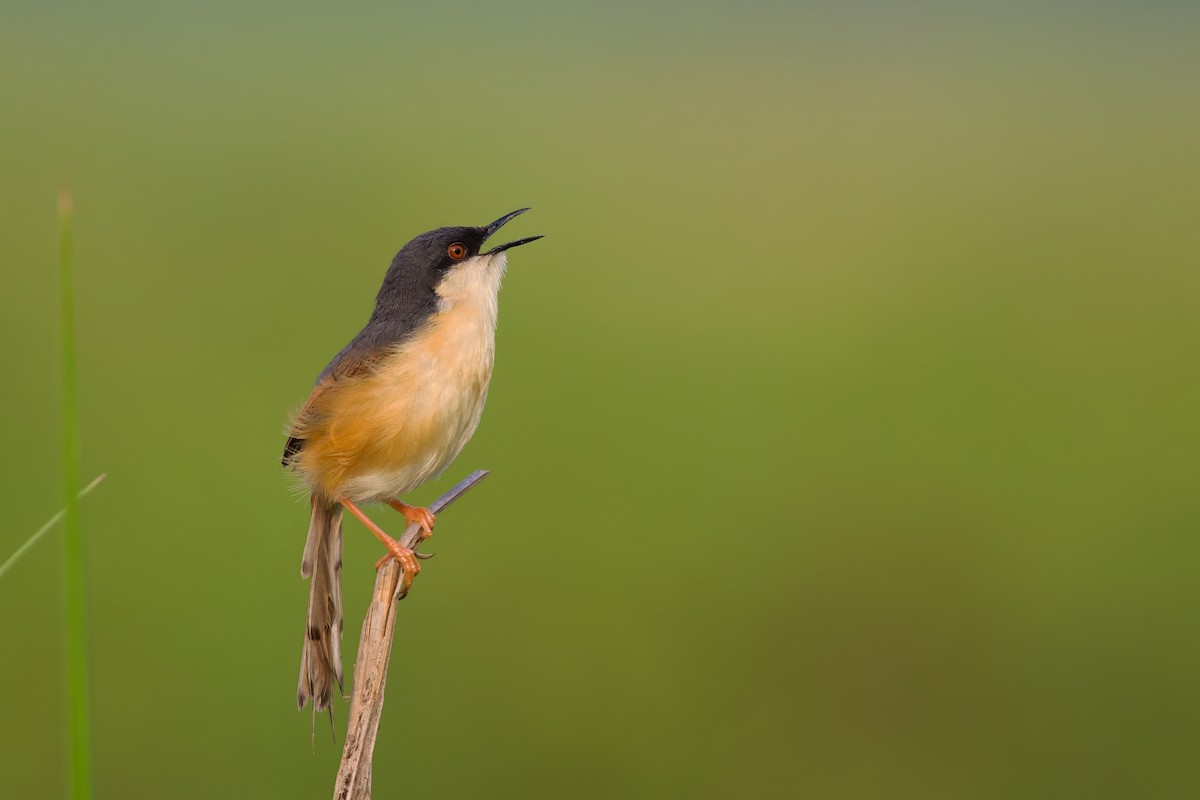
[[297, 495, 344, 739]]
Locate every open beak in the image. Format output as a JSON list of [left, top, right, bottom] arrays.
[[482, 208, 543, 254]]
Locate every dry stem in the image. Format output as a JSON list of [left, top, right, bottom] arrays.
[[333, 469, 490, 800]]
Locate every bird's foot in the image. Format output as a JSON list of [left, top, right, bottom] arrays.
[[375, 537, 422, 597], [340, 497, 427, 596], [388, 499, 436, 539]]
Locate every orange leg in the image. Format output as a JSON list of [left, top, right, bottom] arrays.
[[373, 499, 436, 571], [339, 498, 421, 596]]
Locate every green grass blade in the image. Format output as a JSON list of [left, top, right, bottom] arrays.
[[59, 190, 92, 800], [0, 474, 106, 581]]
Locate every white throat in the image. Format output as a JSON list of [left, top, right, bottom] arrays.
[[435, 252, 507, 326]]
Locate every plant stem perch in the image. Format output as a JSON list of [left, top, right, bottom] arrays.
[[333, 469, 490, 800]]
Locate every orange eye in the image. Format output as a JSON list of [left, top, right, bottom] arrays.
[[447, 243, 468, 260]]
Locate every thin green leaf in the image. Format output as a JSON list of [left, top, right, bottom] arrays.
[[0, 473, 107, 581]]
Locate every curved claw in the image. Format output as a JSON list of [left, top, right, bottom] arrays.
[[397, 565, 416, 598], [373, 549, 433, 569]]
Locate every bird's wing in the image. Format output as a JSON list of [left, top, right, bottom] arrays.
[[282, 303, 433, 467], [281, 342, 391, 467]]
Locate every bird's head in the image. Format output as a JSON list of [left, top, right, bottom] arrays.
[[380, 208, 542, 304]]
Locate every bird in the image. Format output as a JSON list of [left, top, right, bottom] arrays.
[[282, 208, 541, 726]]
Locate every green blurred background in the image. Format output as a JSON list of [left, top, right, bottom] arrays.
[[3, 1, 1198, 797]]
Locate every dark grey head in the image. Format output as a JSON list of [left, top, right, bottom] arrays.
[[316, 209, 541, 382], [373, 208, 541, 315]]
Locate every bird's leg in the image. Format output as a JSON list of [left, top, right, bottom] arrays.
[[372, 499, 437, 571], [339, 498, 421, 596]]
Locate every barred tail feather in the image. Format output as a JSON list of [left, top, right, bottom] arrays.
[[297, 496, 344, 737]]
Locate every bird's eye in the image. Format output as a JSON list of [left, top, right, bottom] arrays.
[[447, 243, 468, 261]]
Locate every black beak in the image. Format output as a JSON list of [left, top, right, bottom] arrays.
[[482, 208, 543, 255]]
